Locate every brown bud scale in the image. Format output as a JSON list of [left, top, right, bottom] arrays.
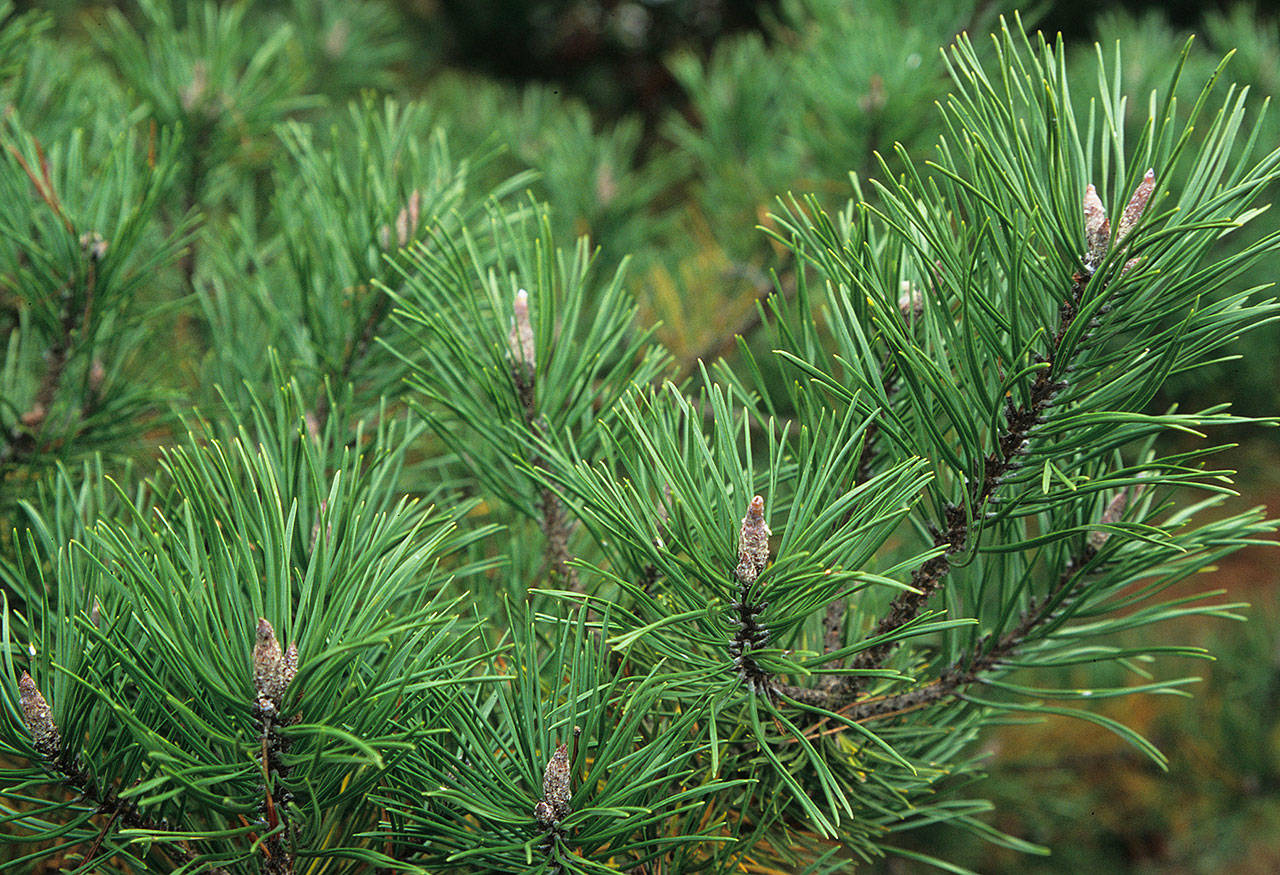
[[1088, 489, 1129, 550], [253, 618, 297, 714], [1116, 169, 1154, 244], [508, 289, 536, 376], [735, 495, 771, 585], [18, 671, 59, 757], [541, 742, 571, 820], [1083, 183, 1110, 270]]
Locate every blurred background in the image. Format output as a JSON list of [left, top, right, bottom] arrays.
[[5, 0, 1280, 870]]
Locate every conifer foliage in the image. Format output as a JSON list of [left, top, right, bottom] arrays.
[[1, 3, 1278, 873]]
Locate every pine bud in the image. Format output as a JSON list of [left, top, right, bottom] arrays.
[[1083, 183, 1110, 269], [253, 618, 297, 714], [253, 619, 280, 706], [543, 742, 570, 813], [89, 358, 106, 394], [897, 281, 923, 319], [20, 404, 46, 429], [179, 61, 209, 114], [533, 799, 554, 826], [281, 642, 298, 691], [1115, 169, 1154, 244], [408, 190, 422, 236], [535, 742, 571, 826], [395, 206, 411, 248], [323, 18, 350, 58], [508, 289, 536, 376], [735, 495, 771, 585], [1088, 489, 1129, 550], [18, 672, 59, 757], [79, 231, 108, 262]]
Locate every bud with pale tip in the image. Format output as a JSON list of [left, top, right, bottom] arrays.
[[18, 671, 59, 757]]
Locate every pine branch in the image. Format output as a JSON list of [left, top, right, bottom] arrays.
[[253, 618, 299, 875], [772, 540, 1105, 719], [4, 9, 1279, 870], [1, 236, 101, 467], [510, 290, 581, 592], [312, 284, 393, 433], [729, 495, 773, 694], [844, 544, 1101, 722], [820, 308, 910, 686], [17, 673, 230, 874], [311, 189, 428, 433], [842, 276, 1082, 687], [839, 172, 1157, 690]]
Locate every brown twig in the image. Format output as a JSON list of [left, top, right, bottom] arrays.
[[312, 286, 393, 434], [1, 226, 101, 468], [837, 274, 1087, 693], [5, 139, 73, 233], [258, 710, 295, 875], [773, 542, 1101, 720], [42, 749, 229, 874], [843, 546, 1099, 721], [506, 289, 582, 593], [513, 363, 582, 592], [252, 618, 298, 875], [79, 801, 121, 868]]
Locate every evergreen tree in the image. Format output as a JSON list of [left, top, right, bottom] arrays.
[[1, 4, 1278, 872]]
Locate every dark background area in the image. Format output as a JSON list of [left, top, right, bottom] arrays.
[[422, 0, 1247, 115]]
